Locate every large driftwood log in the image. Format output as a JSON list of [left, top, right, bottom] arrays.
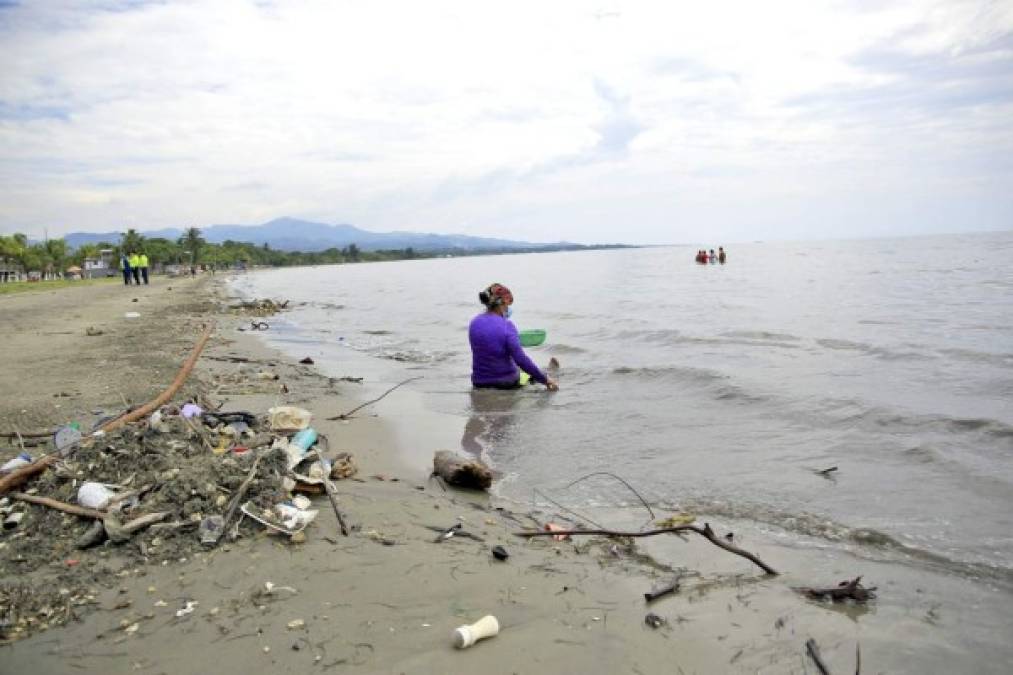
[[433, 451, 492, 490]]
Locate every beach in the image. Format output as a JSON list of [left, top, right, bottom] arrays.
[[0, 264, 1008, 674]]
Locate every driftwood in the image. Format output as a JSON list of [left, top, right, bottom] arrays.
[[432, 450, 492, 490], [98, 323, 215, 434], [797, 576, 876, 602], [9, 491, 168, 547], [321, 475, 350, 536], [103, 512, 170, 543], [806, 638, 831, 675], [327, 377, 422, 420], [223, 451, 268, 538], [10, 492, 106, 520], [514, 522, 778, 575], [0, 324, 215, 497]]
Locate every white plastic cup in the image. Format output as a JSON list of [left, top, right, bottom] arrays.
[[453, 615, 499, 649]]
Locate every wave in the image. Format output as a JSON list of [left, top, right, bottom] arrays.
[[545, 343, 587, 355], [375, 348, 456, 364], [720, 330, 802, 342], [840, 406, 1013, 441], [816, 337, 933, 362], [661, 497, 1013, 588], [611, 365, 727, 385], [938, 347, 1013, 369]]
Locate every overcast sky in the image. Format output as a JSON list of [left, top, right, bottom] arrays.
[[1, 1, 1011, 244]]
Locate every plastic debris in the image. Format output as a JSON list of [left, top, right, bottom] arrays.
[[175, 600, 199, 618], [0, 452, 32, 475], [149, 411, 171, 433], [268, 406, 312, 431], [77, 482, 117, 510], [453, 615, 499, 649], [181, 403, 203, 419], [199, 515, 225, 546]]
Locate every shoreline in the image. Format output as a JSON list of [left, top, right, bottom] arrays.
[[1, 275, 1007, 673]]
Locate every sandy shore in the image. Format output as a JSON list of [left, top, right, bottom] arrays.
[[0, 274, 978, 674]]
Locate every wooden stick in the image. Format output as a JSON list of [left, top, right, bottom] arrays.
[[322, 476, 350, 536], [98, 323, 215, 433], [806, 638, 831, 675], [223, 451, 267, 536], [0, 427, 51, 439], [104, 512, 170, 543], [0, 324, 215, 497], [326, 377, 421, 420], [514, 522, 778, 575], [10, 492, 106, 520]]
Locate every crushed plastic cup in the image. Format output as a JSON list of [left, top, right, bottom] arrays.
[[268, 406, 312, 431], [78, 482, 116, 510]]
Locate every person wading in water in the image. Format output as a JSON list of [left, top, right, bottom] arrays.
[[468, 283, 558, 391]]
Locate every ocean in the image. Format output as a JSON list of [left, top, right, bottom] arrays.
[[232, 230, 1013, 667]]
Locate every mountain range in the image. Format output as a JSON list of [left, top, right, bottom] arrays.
[[63, 217, 582, 252]]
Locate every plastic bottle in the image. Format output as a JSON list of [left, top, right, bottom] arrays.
[[290, 428, 318, 452], [453, 615, 500, 649], [0, 452, 32, 475]]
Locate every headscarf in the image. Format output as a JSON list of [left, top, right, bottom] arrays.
[[478, 283, 513, 308]]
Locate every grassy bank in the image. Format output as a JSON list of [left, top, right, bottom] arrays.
[[0, 276, 121, 296]]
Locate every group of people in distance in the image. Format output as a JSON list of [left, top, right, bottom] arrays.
[[695, 247, 727, 264], [120, 251, 150, 285]]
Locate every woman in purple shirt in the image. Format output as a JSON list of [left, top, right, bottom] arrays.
[[469, 283, 559, 391]]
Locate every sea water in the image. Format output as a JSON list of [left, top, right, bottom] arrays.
[[233, 230, 1013, 668]]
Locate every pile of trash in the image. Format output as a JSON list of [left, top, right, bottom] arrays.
[[226, 298, 289, 317], [0, 403, 356, 642]]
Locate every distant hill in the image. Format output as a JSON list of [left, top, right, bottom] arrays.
[[64, 217, 582, 252]]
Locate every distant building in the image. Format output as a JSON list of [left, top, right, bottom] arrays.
[[0, 262, 22, 283], [82, 249, 116, 278]]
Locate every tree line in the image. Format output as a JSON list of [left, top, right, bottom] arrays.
[[0, 227, 428, 276]]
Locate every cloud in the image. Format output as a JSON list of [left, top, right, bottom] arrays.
[[0, 0, 1010, 243]]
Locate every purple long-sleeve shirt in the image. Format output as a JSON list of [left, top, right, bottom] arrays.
[[469, 312, 547, 387]]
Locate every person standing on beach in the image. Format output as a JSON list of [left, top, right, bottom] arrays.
[[120, 253, 132, 285], [469, 283, 558, 391], [128, 252, 141, 285], [718, 247, 727, 264], [138, 252, 149, 285]]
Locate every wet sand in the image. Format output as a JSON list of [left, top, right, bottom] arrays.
[[0, 274, 993, 674]]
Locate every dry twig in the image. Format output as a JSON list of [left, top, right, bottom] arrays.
[[327, 377, 422, 420], [515, 522, 778, 575]]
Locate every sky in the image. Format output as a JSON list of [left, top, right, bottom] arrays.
[[1, 0, 1011, 245]]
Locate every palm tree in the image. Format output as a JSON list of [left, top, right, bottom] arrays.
[[180, 227, 205, 266], [44, 238, 69, 276], [120, 228, 145, 255], [73, 243, 101, 267]]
